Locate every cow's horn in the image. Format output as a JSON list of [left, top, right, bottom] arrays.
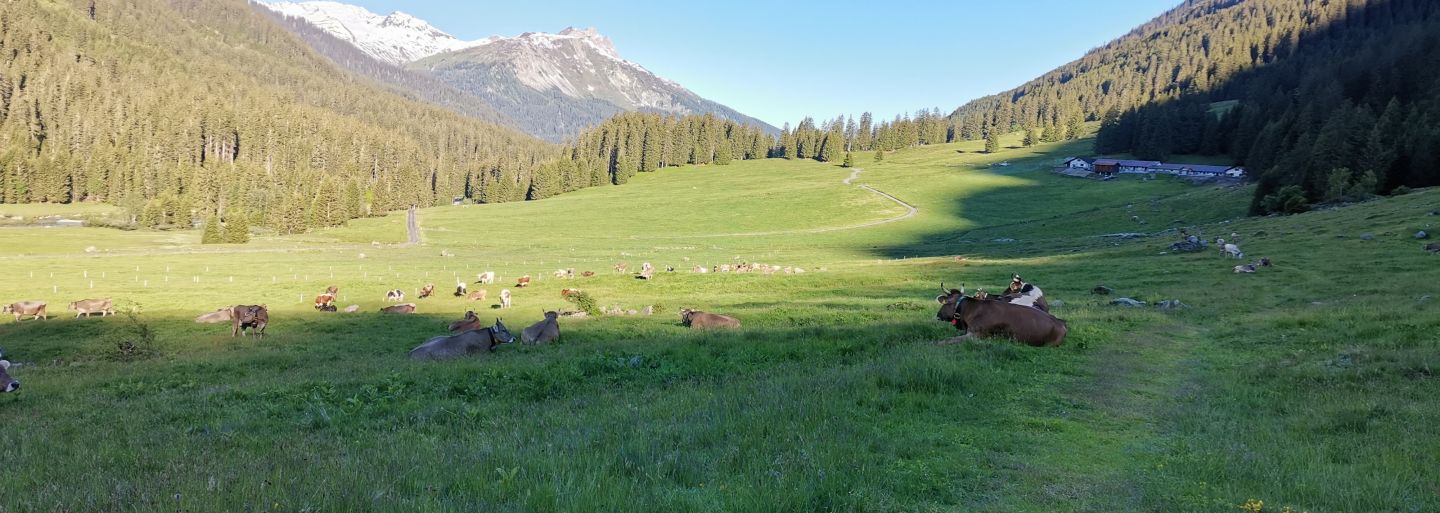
[[940, 282, 947, 294]]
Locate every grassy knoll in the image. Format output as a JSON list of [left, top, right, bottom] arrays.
[[0, 136, 1435, 512]]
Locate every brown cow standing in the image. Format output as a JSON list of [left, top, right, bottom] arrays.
[[679, 309, 741, 329], [521, 311, 560, 344], [419, 284, 436, 299], [3, 301, 47, 321], [0, 348, 18, 393], [935, 284, 1067, 347], [68, 298, 114, 318], [381, 303, 417, 314], [231, 305, 269, 338], [515, 276, 531, 288]]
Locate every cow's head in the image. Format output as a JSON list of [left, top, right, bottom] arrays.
[[935, 283, 967, 329], [542, 310, 559, 321], [0, 349, 18, 393], [68, 301, 79, 310], [491, 319, 516, 344], [1, 305, 11, 314], [679, 308, 695, 325]]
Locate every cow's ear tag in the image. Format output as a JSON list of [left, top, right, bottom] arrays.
[[1, 360, 10, 370]]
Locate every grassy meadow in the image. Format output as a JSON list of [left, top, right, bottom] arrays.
[[0, 134, 1436, 512]]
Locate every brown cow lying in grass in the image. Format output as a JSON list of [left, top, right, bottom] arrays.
[[381, 303, 416, 314], [448, 311, 482, 333], [522, 311, 560, 344], [679, 309, 740, 329], [409, 319, 515, 360], [935, 284, 1067, 347], [195, 308, 232, 323]]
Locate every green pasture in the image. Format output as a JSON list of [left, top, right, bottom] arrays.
[[0, 136, 1435, 512]]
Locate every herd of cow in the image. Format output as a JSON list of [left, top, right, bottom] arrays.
[[0, 266, 1064, 389]]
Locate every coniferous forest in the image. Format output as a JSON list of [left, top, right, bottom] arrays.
[[0, 0, 559, 233], [946, 0, 1440, 213]]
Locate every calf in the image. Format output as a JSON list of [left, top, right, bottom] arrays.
[[467, 289, 488, 302], [419, 284, 436, 299], [231, 304, 269, 338], [581, 271, 595, 277], [935, 284, 1067, 347], [499, 289, 512, 309], [381, 303, 416, 314], [680, 308, 741, 329], [3, 301, 47, 321], [68, 298, 114, 318], [515, 275, 531, 288], [521, 311, 560, 344], [1222, 243, 1243, 258], [0, 348, 18, 393]]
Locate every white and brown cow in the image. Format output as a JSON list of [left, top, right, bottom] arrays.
[[935, 284, 1067, 347]]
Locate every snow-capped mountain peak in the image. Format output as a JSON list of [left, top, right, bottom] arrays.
[[258, 1, 480, 64]]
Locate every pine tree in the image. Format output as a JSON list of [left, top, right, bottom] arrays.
[[201, 215, 222, 244], [715, 142, 733, 165], [842, 152, 855, 168], [984, 129, 1000, 154], [1022, 128, 1037, 147], [223, 210, 250, 243], [874, 150, 884, 162]]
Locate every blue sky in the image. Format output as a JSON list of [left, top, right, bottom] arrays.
[[346, 0, 1179, 128]]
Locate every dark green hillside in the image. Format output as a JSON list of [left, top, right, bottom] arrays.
[[0, 0, 556, 232]]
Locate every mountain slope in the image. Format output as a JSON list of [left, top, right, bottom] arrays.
[[260, 0, 480, 64], [0, 0, 556, 231], [256, 1, 776, 142]]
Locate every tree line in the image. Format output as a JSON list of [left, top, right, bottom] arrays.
[[1091, 0, 1440, 213]]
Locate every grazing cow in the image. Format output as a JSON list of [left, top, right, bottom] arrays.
[[195, 308, 232, 323], [385, 289, 405, 302], [515, 275, 531, 288], [3, 301, 47, 321], [477, 271, 496, 284], [409, 318, 515, 361], [314, 293, 336, 310], [419, 284, 436, 299], [499, 289, 513, 309], [1425, 243, 1440, 253], [343, 304, 361, 313], [381, 303, 417, 314], [68, 298, 114, 318], [467, 289, 488, 302], [692, 265, 708, 273], [679, 308, 741, 329], [0, 348, 18, 393], [522, 310, 560, 344], [581, 271, 595, 277], [448, 311, 482, 334], [561, 288, 582, 297], [636, 267, 654, 280], [1222, 243, 1243, 258], [614, 263, 627, 273], [231, 304, 269, 338], [934, 284, 1068, 347]]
